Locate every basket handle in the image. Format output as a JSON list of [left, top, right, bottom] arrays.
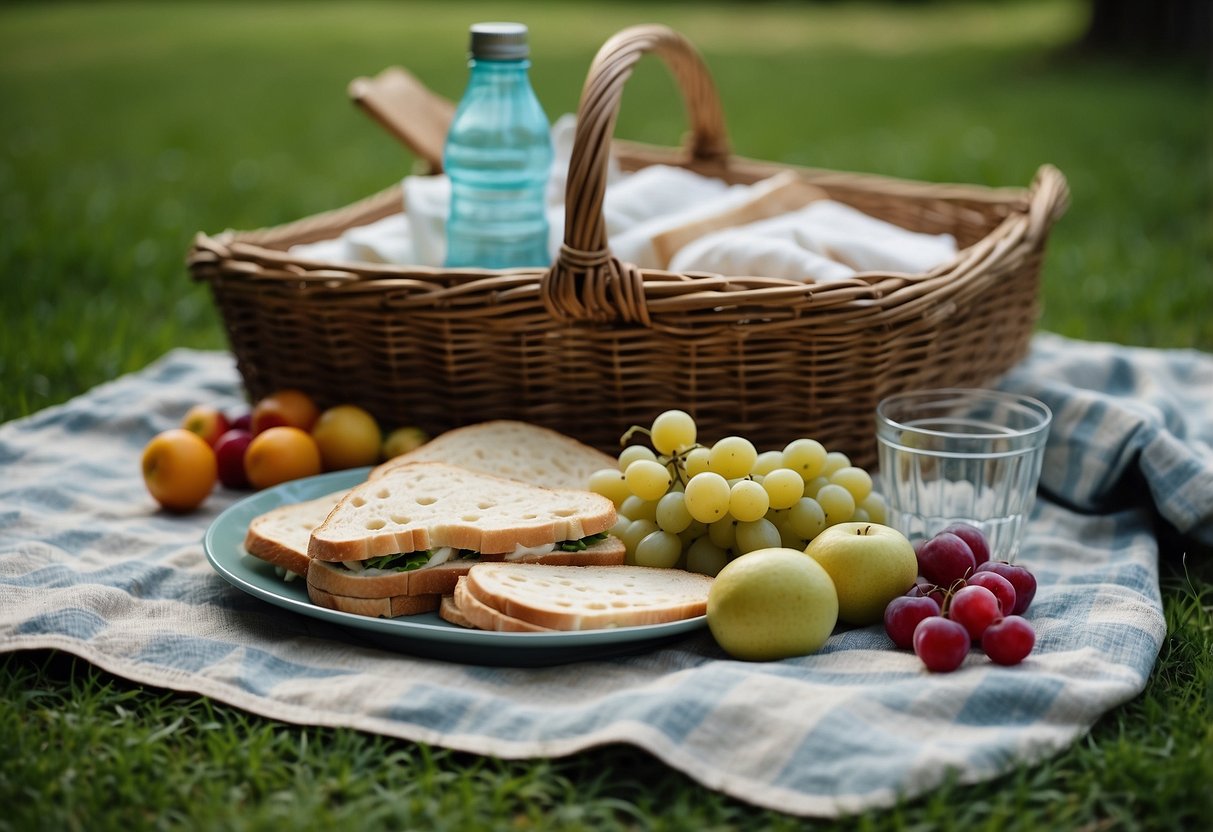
[[541, 24, 731, 324]]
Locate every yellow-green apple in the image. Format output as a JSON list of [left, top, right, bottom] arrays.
[[707, 547, 838, 661], [805, 522, 918, 626]]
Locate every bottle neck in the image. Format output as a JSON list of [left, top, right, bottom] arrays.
[[468, 57, 531, 80]]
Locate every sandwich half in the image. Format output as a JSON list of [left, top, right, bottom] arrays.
[[244, 492, 347, 580], [305, 462, 624, 617]]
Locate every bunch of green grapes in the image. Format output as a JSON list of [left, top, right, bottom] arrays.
[[588, 410, 887, 577]]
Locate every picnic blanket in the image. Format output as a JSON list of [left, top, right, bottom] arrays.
[[2, 332, 1210, 818]]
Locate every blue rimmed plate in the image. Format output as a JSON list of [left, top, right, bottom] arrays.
[[203, 469, 709, 666]]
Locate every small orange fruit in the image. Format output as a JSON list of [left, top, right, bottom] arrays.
[[141, 429, 218, 512], [244, 426, 322, 489]]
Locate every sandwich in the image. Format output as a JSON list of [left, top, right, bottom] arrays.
[[441, 564, 714, 632], [243, 420, 617, 582], [304, 462, 625, 618]]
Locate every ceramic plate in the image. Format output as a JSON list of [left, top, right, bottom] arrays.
[[203, 469, 708, 666]]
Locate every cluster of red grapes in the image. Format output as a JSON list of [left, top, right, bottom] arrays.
[[883, 524, 1038, 673]]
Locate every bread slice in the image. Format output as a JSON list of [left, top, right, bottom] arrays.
[[448, 576, 555, 632], [439, 594, 475, 628], [306, 584, 440, 618], [308, 462, 617, 563], [244, 491, 346, 577], [370, 420, 615, 491], [306, 535, 625, 599], [464, 563, 714, 631]]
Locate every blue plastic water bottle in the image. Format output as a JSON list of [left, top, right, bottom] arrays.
[[443, 22, 553, 269]]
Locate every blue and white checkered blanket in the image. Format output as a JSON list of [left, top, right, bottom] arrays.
[[2, 333, 1209, 817]]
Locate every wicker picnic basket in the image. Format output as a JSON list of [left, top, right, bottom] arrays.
[[189, 24, 1068, 469]]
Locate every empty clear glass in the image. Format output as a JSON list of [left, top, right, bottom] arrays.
[[875, 388, 1051, 562]]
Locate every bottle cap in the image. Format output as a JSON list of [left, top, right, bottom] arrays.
[[469, 22, 529, 60]]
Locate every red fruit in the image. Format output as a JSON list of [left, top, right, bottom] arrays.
[[214, 428, 254, 489], [913, 617, 971, 673], [942, 523, 990, 566], [982, 615, 1036, 665], [948, 585, 1003, 641], [917, 532, 977, 586], [976, 561, 1037, 615], [966, 571, 1016, 616], [884, 595, 941, 649], [230, 412, 252, 432]]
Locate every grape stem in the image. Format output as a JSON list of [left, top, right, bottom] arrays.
[[618, 425, 652, 446]]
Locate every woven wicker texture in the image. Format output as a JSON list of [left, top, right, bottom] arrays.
[[189, 24, 1068, 468]]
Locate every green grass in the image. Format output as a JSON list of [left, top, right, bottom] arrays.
[[2, 1, 1211, 828]]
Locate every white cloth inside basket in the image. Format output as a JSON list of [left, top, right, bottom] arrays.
[[288, 115, 958, 280]]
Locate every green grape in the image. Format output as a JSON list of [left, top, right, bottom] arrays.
[[708, 517, 737, 549], [685, 537, 729, 577], [860, 492, 888, 524], [816, 483, 857, 525], [729, 479, 770, 522], [635, 530, 683, 568], [821, 451, 851, 477], [803, 475, 829, 498], [619, 495, 657, 522], [650, 409, 697, 455], [735, 518, 781, 554], [618, 444, 657, 472], [588, 467, 630, 507], [787, 497, 827, 540], [850, 508, 871, 523], [655, 491, 693, 534], [684, 472, 731, 523], [682, 446, 711, 479], [782, 438, 826, 479], [751, 450, 784, 476], [621, 518, 660, 554], [829, 465, 872, 503], [610, 515, 632, 539], [625, 459, 672, 501], [679, 520, 708, 545], [707, 436, 757, 479], [762, 468, 805, 509]]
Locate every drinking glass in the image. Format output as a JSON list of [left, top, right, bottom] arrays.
[[875, 388, 1051, 562]]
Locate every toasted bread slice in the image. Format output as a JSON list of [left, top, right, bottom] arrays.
[[306, 584, 440, 618], [244, 491, 345, 577], [370, 420, 615, 491], [448, 577, 555, 632], [308, 462, 617, 563], [306, 535, 625, 599], [464, 563, 713, 631]]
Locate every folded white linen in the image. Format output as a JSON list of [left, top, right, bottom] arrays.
[[669, 200, 958, 281]]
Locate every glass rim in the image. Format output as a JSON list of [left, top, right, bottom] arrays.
[[875, 387, 1052, 441]]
